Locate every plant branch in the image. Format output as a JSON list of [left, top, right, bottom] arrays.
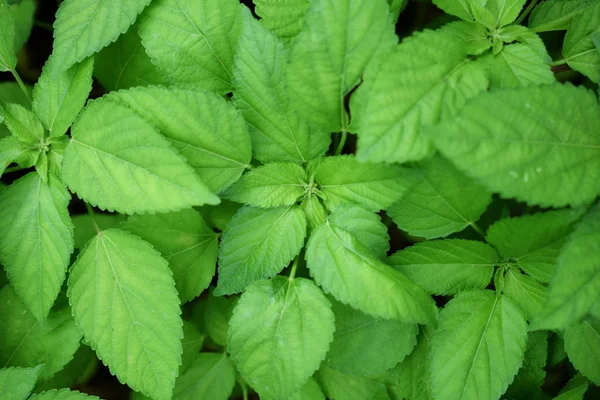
[[335, 130, 348, 155], [469, 222, 486, 238], [288, 257, 299, 281], [10, 69, 31, 103], [516, 0, 540, 25], [85, 203, 101, 233], [34, 20, 54, 30]]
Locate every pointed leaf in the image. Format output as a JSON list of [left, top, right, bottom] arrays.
[[390, 326, 434, 400], [564, 318, 600, 385], [173, 353, 236, 400], [503, 269, 548, 321], [563, 3, 600, 82], [179, 321, 204, 375], [0, 136, 37, 176], [0, 0, 16, 72], [553, 374, 589, 400], [252, 0, 310, 39], [0, 365, 44, 400], [504, 331, 548, 400], [432, 0, 487, 22], [529, 0, 594, 32], [0, 102, 44, 144], [485, 0, 527, 27]]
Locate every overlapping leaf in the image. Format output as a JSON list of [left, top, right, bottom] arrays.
[[173, 353, 236, 400], [564, 318, 600, 385], [563, 3, 600, 82], [0, 365, 43, 400], [529, 0, 594, 32], [0, 0, 16, 72]]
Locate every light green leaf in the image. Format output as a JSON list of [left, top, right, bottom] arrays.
[[564, 318, 600, 385], [485, 0, 527, 27], [289, 378, 325, 400], [233, 9, 330, 163], [504, 331, 548, 400], [71, 213, 125, 249], [67, 229, 183, 400], [228, 277, 335, 400], [204, 291, 236, 348], [10, 0, 35, 52], [529, 0, 594, 32], [389, 0, 408, 20], [173, 353, 236, 400], [222, 163, 306, 208], [0, 102, 44, 144], [62, 98, 219, 214], [486, 209, 582, 283], [553, 374, 589, 400], [121, 209, 219, 303], [531, 205, 600, 331], [253, 0, 310, 39], [30, 389, 100, 400], [432, 83, 600, 208], [180, 321, 204, 374], [432, 0, 487, 22], [215, 205, 307, 295], [387, 156, 492, 239], [0, 286, 82, 380], [94, 24, 165, 91], [32, 57, 94, 138], [439, 21, 492, 55], [104, 86, 252, 194], [0, 173, 73, 322], [317, 365, 389, 400], [52, 0, 151, 71], [287, 0, 397, 132], [34, 344, 99, 392], [0, 0, 16, 72], [503, 269, 548, 321], [138, 0, 242, 93], [305, 209, 437, 323], [388, 240, 497, 296], [0, 136, 37, 176], [325, 297, 418, 376], [352, 29, 488, 163], [430, 290, 527, 400], [301, 194, 328, 232], [0, 365, 44, 400], [563, 3, 600, 82], [315, 155, 410, 211], [495, 25, 551, 61]]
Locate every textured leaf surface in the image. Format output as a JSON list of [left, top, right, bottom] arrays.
[[105, 86, 252, 193], [204, 292, 236, 347], [139, 0, 242, 93], [432, 83, 600, 207], [529, 0, 593, 32], [122, 209, 218, 303], [432, 0, 486, 22], [233, 10, 330, 163], [63, 98, 219, 214], [504, 331, 548, 400], [71, 213, 125, 249], [317, 365, 389, 400], [52, 0, 151, 71], [563, 3, 600, 82], [67, 229, 183, 400], [179, 322, 204, 375], [173, 353, 236, 400], [388, 240, 496, 295], [10, 0, 35, 52], [0, 173, 73, 322], [30, 389, 100, 400], [430, 290, 527, 400], [228, 277, 335, 400], [503, 269, 548, 321], [0, 102, 44, 144], [0, 136, 36, 176], [0, 1, 16, 72], [485, 0, 527, 27], [215, 205, 307, 295], [564, 319, 600, 385], [287, 0, 397, 131], [34, 344, 99, 392], [253, 0, 310, 38], [387, 156, 492, 239], [0, 365, 44, 400], [390, 326, 434, 400]]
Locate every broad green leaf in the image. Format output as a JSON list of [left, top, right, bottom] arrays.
[[222, 163, 306, 208], [503, 269, 548, 321], [440, 21, 492, 55], [315, 156, 410, 211], [479, 44, 554, 88], [63, 98, 219, 214], [253, 0, 310, 39], [301, 194, 328, 232], [0, 365, 44, 400], [215, 205, 307, 295], [94, 24, 165, 91], [563, 3, 600, 82], [1, 82, 31, 138], [204, 292, 236, 347], [0, 173, 73, 322], [388, 240, 497, 296], [10, 0, 35, 52], [486, 209, 583, 282], [67, 229, 183, 400], [317, 365, 389, 400], [504, 331, 548, 400], [432, 0, 487, 22], [121, 209, 219, 303], [352, 29, 488, 163], [485, 0, 527, 27], [0, 0, 16, 72], [305, 209, 437, 323], [32, 57, 94, 138], [0, 102, 44, 144], [71, 213, 125, 249], [387, 156, 492, 239], [531, 205, 600, 330], [0, 136, 37, 175], [432, 83, 600, 207], [180, 321, 204, 374], [104, 86, 252, 193], [0, 286, 82, 380], [34, 344, 99, 392], [29, 389, 100, 400], [233, 10, 330, 163], [553, 374, 589, 400], [430, 290, 527, 400], [325, 298, 418, 376], [289, 378, 325, 400], [564, 318, 600, 385], [495, 25, 551, 61], [228, 277, 335, 400], [287, 0, 397, 132], [173, 353, 236, 400], [529, 0, 594, 32], [52, 0, 152, 71], [138, 0, 242, 93]]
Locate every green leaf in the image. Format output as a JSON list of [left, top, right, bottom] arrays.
[[0, 286, 82, 380], [388, 239, 497, 296], [495, 25, 551, 61], [352, 29, 488, 163], [563, 3, 600, 82], [32, 57, 94, 138], [222, 163, 306, 208], [389, 0, 408, 20], [504, 331, 548, 400], [173, 353, 236, 400], [430, 290, 527, 400], [531, 205, 600, 330], [287, 0, 397, 132], [228, 277, 335, 400], [94, 24, 166, 91], [62, 98, 219, 214], [10, 0, 35, 52], [0, 172, 73, 322], [34, 344, 99, 392], [301, 194, 328, 232], [0, 136, 37, 176], [305, 208, 437, 323], [0, 0, 16, 72], [439, 21, 492, 55], [485, 0, 527, 27], [232, 9, 330, 164], [387, 156, 492, 239], [317, 365, 389, 400], [215, 205, 307, 295], [104, 86, 252, 194], [325, 297, 418, 376], [432, 0, 487, 22], [0, 102, 44, 144], [0, 365, 44, 400], [289, 378, 325, 400], [67, 229, 183, 400], [121, 209, 218, 303], [138, 0, 242, 93], [315, 156, 410, 212], [553, 374, 589, 400], [29, 389, 100, 400], [564, 318, 600, 385], [52, 0, 152, 71], [503, 269, 548, 321], [180, 321, 204, 374], [432, 83, 600, 208], [529, 0, 594, 32], [252, 0, 310, 39], [204, 291, 236, 348], [71, 213, 125, 249]]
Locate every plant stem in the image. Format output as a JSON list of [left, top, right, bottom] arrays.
[[335, 130, 348, 155], [550, 58, 567, 67], [516, 0, 540, 25], [288, 257, 299, 281], [34, 20, 54, 30], [469, 222, 486, 238], [10, 69, 31, 103], [3, 165, 25, 174], [85, 203, 101, 233], [241, 381, 249, 400]]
